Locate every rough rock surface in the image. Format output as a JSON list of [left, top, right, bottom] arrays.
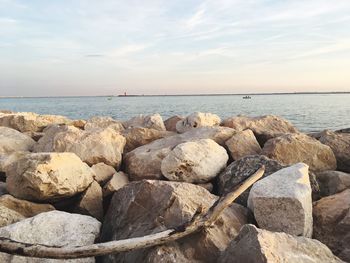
[[0, 126, 35, 155], [122, 127, 174, 153], [102, 172, 129, 197], [318, 130, 350, 172], [6, 152, 94, 202], [91, 163, 116, 185], [0, 205, 25, 227], [218, 155, 285, 205], [33, 124, 73, 152], [316, 170, 350, 197], [125, 126, 235, 180], [0, 151, 29, 175], [313, 189, 350, 262], [101, 180, 248, 263], [225, 129, 261, 160], [248, 163, 313, 237], [261, 133, 337, 172], [161, 139, 228, 183], [0, 182, 7, 196], [176, 112, 221, 133], [164, 115, 184, 132], [221, 115, 299, 145], [219, 224, 343, 263], [123, 114, 166, 131], [84, 116, 124, 132], [0, 210, 101, 263]]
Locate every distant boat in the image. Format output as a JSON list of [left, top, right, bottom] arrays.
[[243, 95, 251, 99]]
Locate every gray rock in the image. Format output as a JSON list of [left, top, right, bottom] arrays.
[[225, 129, 261, 160], [0, 126, 35, 155], [176, 112, 221, 133], [316, 170, 350, 197], [164, 115, 184, 132]]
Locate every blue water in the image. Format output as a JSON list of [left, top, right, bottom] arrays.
[[0, 94, 349, 132]]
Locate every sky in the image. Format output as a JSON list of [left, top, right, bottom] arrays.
[[1, 0, 350, 96]]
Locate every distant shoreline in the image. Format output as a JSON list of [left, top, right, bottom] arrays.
[[0, 91, 350, 99]]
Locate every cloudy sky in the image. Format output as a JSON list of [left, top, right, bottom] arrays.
[[1, 0, 350, 96]]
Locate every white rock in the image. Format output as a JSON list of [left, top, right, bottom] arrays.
[[84, 116, 124, 132], [0, 127, 35, 155], [248, 163, 313, 237], [123, 114, 165, 131], [176, 112, 221, 133], [225, 129, 261, 160]]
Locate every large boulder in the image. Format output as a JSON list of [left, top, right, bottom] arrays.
[[125, 126, 235, 180], [0, 126, 35, 155], [161, 139, 228, 183], [219, 224, 343, 263], [176, 112, 221, 133], [123, 114, 166, 131], [101, 180, 248, 263], [6, 152, 94, 202], [316, 170, 350, 197], [261, 133, 337, 172], [313, 189, 350, 262], [164, 115, 184, 132], [221, 115, 298, 145], [318, 130, 350, 172], [84, 116, 124, 132], [225, 129, 261, 160], [0, 211, 101, 263], [122, 127, 174, 153], [33, 124, 73, 152], [248, 163, 313, 237]]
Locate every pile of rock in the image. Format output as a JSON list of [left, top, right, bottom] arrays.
[[0, 110, 349, 262]]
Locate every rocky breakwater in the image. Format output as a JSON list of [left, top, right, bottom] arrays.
[[0, 110, 348, 262]]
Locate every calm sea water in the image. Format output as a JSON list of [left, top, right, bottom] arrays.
[[0, 94, 349, 132]]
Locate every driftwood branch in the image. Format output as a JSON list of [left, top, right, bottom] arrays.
[[0, 166, 265, 259]]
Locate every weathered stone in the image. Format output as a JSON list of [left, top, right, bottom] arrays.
[[313, 189, 350, 262], [316, 170, 350, 197], [318, 130, 350, 172], [164, 115, 184, 132], [248, 163, 313, 237], [219, 224, 343, 263], [84, 116, 124, 132], [225, 129, 261, 160], [122, 127, 175, 153], [0, 151, 29, 175], [123, 114, 166, 131], [197, 182, 214, 192], [70, 119, 86, 129], [101, 180, 248, 263], [0, 210, 101, 263], [0, 194, 55, 217], [262, 133, 337, 172], [0, 182, 7, 196], [73, 181, 103, 221], [0, 126, 35, 155], [221, 115, 299, 145], [91, 163, 116, 185], [161, 139, 228, 183], [102, 172, 129, 197], [176, 112, 221, 133], [6, 152, 94, 202], [125, 126, 235, 180], [0, 205, 25, 227]]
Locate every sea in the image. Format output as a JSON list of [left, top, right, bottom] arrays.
[[0, 94, 349, 132]]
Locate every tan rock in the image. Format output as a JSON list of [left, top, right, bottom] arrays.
[[164, 115, 184, 132], [225, 129, 261, 160], [102, 172, 129, 197], [123, 114, 166, 131], [6, 152, 94, 202], [70, 119, 86, 129], [0, 151, 29, 175], [316, 170, 350, 197], [0, 126, 35, 155], [313, 189, 350, 262], [0, 205, 25, 227], [91, 162, 116, 185], [261, 133, 337, 172], [84, 116, 124, 132], [176, 112, 221, 133], [161, 139, 228, 183]]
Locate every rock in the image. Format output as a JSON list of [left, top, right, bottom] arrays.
[[336, 127, 350, 133], [123, 114, 166, 131], [161, 139, 228, 183], [91, 163, 116, 185], [0, 194, 55, 217], [225, 129, 261, 160], [248, 163, 313, 237], [70, 119, 86, 129], [0, 126, 35, 155], [222, 115, 299, 145], [0, 205, 25, 227], [102, 172, 129, 197], [0, 151, 29, 175], [122, 127, 175, 153], [164, 115, 184, 132], [0, 182, 7, 196], [84, 116, 124, 132], [176, 112, 221, 133], [0, 210, 101, 263], [318, 130, 350, 172], [316, 170, 350, 197], [219, 224, 343, 263], [73, 181, 103, 221], [6, 152, 94, 202], [261, 133, 337, 172], [217, 155, 285, 205], [101, 180, 248, 263], [313, 189, 350, 262], [125, 126, 235, 180], [197, 182, 214, 192]]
